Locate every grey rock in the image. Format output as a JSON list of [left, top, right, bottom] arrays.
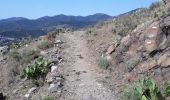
[[24, 87, 37, 99], [48, 83, 61, 94], [51, 66, 59, 73], [55, 40, 63, 44], [46, 73, 53, 83]]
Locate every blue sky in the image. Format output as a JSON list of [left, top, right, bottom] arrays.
[[0, 0, 160, 19]]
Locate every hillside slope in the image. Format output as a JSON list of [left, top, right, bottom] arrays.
[[1, 1, 170, 100]]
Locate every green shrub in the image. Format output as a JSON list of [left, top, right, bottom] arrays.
[[10, 43, 21, 49], [42, 96, 54, 100], [163, 81, 170, 97], [154, 8, 166, 18], [21, 57, 51, 79], [98, 55, 109, 69], [122, 79, 170, 100], [37, 41, 51, 50]]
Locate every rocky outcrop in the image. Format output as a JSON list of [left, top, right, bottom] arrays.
[[109, 14, 170, 86]]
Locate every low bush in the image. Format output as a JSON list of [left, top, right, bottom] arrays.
[[47, 31, 58, 42], [10, 49, 22, 61], [98, 55, 109, 69], [21, 57, 51, 79], [37, 41, 51, 50], [122, 79, 170, 100], [10, 48, 40, 65], [21, 49, 39, 64], [125, 56, 140, 72], [154, 8, 166, 18]]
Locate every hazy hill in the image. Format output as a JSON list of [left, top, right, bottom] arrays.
[[0, 14, 112, 38]]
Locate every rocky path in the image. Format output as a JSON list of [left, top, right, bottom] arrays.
[[59, 31, 115, 100]]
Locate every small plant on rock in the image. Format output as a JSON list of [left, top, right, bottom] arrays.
[[98, 55, 109, 69], [10, 42, 21, 49], [21, 57, 51, 79]]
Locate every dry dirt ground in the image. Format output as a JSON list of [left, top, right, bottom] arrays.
[[59, 31, 115, 100]]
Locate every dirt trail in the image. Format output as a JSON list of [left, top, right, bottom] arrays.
[[59, 31, 115, 100]]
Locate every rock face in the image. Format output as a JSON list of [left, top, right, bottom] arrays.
[[110, 14, 170, 86]]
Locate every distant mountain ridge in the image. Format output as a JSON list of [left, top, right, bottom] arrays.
[[0, 13, 112, 34], [0, 13, 113, 46]]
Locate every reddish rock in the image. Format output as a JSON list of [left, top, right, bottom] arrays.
[[127, 43, 139, 55], [135, 59, 157, 73], [163, 57, 170, 67], [158, 54, 170, 67]]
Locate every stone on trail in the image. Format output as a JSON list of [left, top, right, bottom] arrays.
[[48, 82, 61, 94], [51, 66, 59, 73], [24, 87, 37, 99]]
